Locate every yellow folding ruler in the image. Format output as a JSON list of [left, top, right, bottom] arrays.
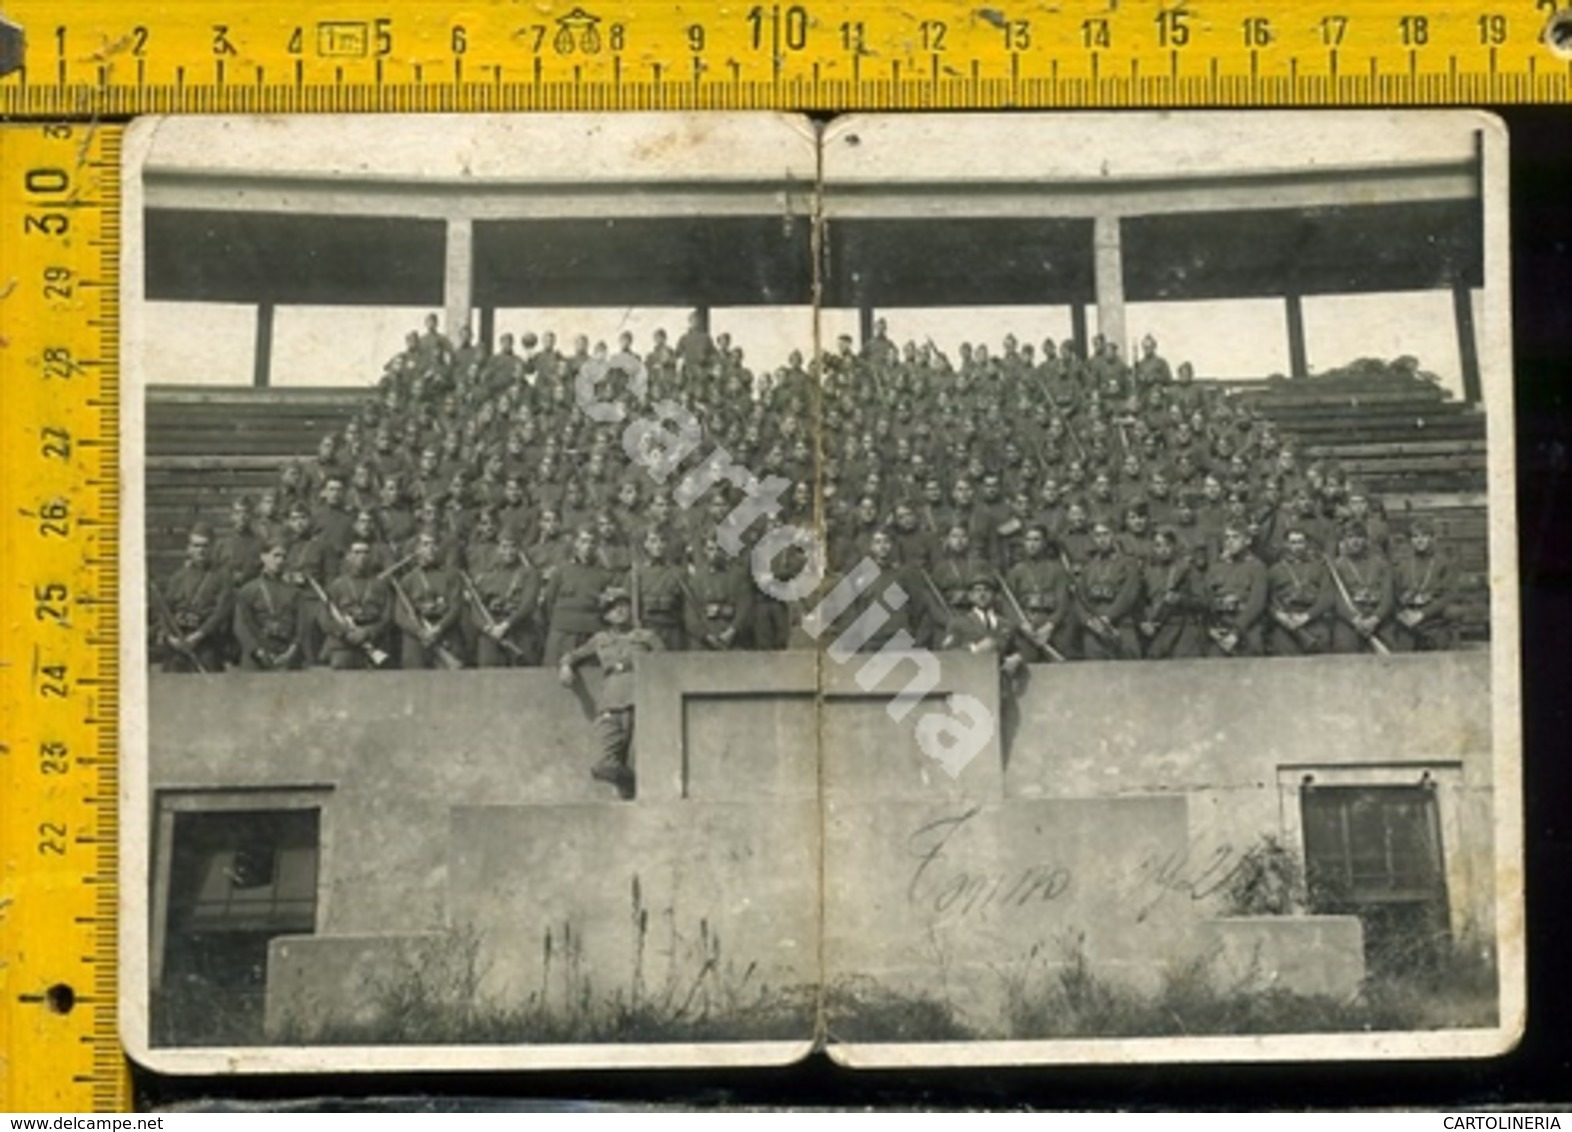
[[0, 0, 1564, 1114]]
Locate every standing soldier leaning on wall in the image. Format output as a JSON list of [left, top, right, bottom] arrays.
[[558, 587, 664, 800]]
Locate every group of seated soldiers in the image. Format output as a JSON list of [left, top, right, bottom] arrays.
[[149, 312, 1465, 674]]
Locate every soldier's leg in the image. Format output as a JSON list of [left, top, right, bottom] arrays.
[[299, 599, 323, 666], [1236, 624, 1264, 657], [1387, 621, 1418, 653], [475, 633, 507, 668], [1115, 624, 1141, 659], [590, 708, 635, 798], [1051, 620, 1082, 661], [1419, 619, 1456, 651], [1146, 622, 1179, 660], [542, 629, 571, 667], [401, 633, 431, 670], [195, 639, 228, 673], [460, 613, 484, 666], [1266, 623, 1303, 657], [654, 623, 685, 653], [1081, 629, 1116, 661], [1329, 620, 1363, 655], [326, 646, 367, 671]]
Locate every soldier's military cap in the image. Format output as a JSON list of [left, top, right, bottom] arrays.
[[968, 574, 1000, 591], [599, 586, 633, 612], [189, 522, 215, 540]]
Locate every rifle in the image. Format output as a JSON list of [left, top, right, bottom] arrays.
[[377, 550, 416, 580], [1323, 553, 1393, 656], [630, 561, 643, 630], [459, 569, 527, 661], [307, 576, 391, 667], [674, 570, 717, 648], [1028, 365, 1089, 463], [147, 581, 209, 674], [996, 569, 1066, 663], [915, 565, 957, 649], [1060, 550, 1128, 660], [389, 574, 466, 669]]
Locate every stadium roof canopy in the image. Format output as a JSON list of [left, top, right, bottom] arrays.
[[143, 166, 1480, 309]]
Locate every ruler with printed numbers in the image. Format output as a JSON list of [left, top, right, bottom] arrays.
[[0, 0, 1568, 112], [0, 122, 127, 1113], [0, 0, 1564, 1114]]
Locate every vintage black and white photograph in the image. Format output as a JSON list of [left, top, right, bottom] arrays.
[[120, 111, 1519, 1072]]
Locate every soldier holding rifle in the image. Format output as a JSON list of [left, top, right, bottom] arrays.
[[1138, 527, 1205, 660], [392, 530, 465, 669], [1328, 522, 1395, 656], [1004, 525, 1075, 662], [1076, 520, 1141, 661], [318, 537, 395, 670], [154, 524, 234, 674], [463, 525, 542, 667]]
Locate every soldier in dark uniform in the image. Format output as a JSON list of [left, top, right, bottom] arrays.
[[1264, 527, 1334, 656], [279, 501, 333, 665], [675, 310, 717, 379], [1004, 525, 1077, 662], [686, 534, 755, 651], [481, 333, 527, 396], [214, 496, 263, 590], [1077, 519, 1141, 660], [392, 530, 465, 669], [1137, 527, 1205, 660], [415, 312, 454, 374], [633, 526, 687, 652], [825, 528, 923, 654], [1329, 522, 1396, 655], [1133, 334, 1173, 388], [1203, 524, 1269, 658], [558, 586, 664, 800], [320, 537, 395, 671], [465, 526, 542, 667], [541, 527, 617, 666], [155, 524, 235, 674], [1390, 520, 1458, 652], [1057, 501, 1097, 571], [925, 524, 988, 634], [233, 538, 306, 671]]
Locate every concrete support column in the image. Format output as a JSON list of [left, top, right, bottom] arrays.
[[694, 305, 711, 333], [1285, 292, 1309, 380], [252, 302, 274, 388], [859, 304, 875, 347], [444, 216, 474, 340], [479, 307, 496, 352], [1092, 213, 1127, 353], [1453, 283, 1482, 404]]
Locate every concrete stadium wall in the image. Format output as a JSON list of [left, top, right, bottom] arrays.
[[146, 649, 1495, 1041]]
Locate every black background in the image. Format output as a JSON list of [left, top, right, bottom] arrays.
[[135, 107, 1571, 1112]]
